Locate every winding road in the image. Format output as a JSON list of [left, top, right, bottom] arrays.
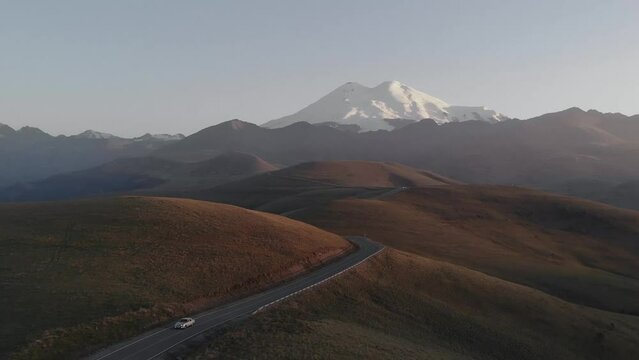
[[86, 236, 383, 360]]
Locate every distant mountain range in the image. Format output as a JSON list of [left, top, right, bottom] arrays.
[[191, 160, 458, 214], [0, 124, 183, 186], [153, 108, 639, 184], [4, 107, 639, 210], [0, 124, 184, 141], [262, 81, 509, 131], [3, 85, 639, 210]]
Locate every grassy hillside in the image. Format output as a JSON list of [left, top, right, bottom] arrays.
[[0, 197, 350, 359], [275, 160, 458, 187], [191, 249, 639, 360], [552, 179, 639, 211], [296, 186, 639, 314], [195, 160, 454, 213]]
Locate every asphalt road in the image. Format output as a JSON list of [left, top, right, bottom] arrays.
[[86, 236, 383, 360]]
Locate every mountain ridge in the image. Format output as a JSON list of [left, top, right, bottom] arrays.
[[0, 125, 185, 186]]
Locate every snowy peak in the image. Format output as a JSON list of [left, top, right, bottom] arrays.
[[214, 119, 260, 132], [446, 105, 509, 123], [134, 133, 185, 142], [226, 119, 252, 130], [74, 130, 119, 139], [262, 81, 509, 132]]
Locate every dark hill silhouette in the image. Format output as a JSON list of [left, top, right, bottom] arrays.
[[0, 152, 276, 202], [153, 110, 639, 195], [192, 160, 457, 213]]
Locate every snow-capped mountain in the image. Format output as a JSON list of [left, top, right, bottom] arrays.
[[74, 130, 119, 139], [134, 133, 185, 142], [73, 130, 185, 141], [262, 81, 509, 132]]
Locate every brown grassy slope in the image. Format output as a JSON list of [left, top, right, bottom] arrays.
[[295, 186, 639, 314], [194, 160, 455, 212], [553, 179, 639, 211], [191, 250, 639, 360], [186, 151, 277, 178], [276, 160, 458, 187], [0, 197, 350, 358]]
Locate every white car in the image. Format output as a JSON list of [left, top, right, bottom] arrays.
[[174, 317, 195, 329]]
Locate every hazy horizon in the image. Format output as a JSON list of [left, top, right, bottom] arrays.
[[2, 0, 638, 137]]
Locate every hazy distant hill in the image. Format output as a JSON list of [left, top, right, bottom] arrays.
[[0, 152, 276, 202], [5, 107, 639, 209], [153, 119, 356, 163], [154, 108, 639, 196], [193, 160, 457, 213], [0, 124, 183, 186]]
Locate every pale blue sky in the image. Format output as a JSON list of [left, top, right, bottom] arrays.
[[1, 0, 638, 136]]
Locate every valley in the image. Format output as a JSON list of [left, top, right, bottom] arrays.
[[4, 4, 639, 359]]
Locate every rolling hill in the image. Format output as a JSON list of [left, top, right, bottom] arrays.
[[5, 107, 639, 209], [553, 179, 639, 211], [186, 182, 639, 359], [193, 160, 457, 214], [151, 109, 639, 206], [0, 197, 350, 359], [271, 160, 457, 187], [192, 162, 639, 315], [4, 107, 639, 209], [0, 152, 277, 202], [191, 249, 639, 360], [5, 150, 639, 359], [295, 186, 639, 315]]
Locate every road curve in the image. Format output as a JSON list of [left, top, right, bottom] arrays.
[[86, 236, 383, 360]]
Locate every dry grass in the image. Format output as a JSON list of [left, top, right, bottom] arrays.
[[0, 197, 350, 359], [277, 160, 458, 187], [195, 160, 455, 213], [296, 186, 639, 314], [181, 172, 639, 359], [190, 249, 639, 360]]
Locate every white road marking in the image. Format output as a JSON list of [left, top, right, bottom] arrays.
[[252, 245, 383, 314], [92, 328, 170, 360]]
